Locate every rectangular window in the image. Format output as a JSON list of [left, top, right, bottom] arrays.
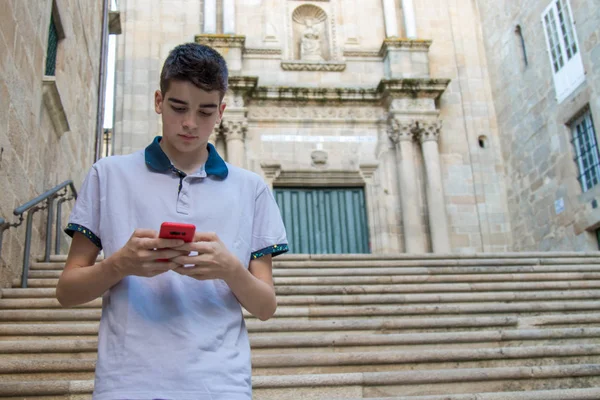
[[541, 0, 585, 103], [571, 110, 600, 192], [45, 13, 59, 76]]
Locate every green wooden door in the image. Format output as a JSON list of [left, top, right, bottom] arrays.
[[274, 187, 370, 254]]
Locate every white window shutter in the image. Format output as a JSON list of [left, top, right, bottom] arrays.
[[541, 0, 585, 103]]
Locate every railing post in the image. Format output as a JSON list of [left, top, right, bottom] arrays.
[[22, 210, 38, 288], [55, 197, 67, 255], [44, 197, 55, 262], [0, 219, 7, 263]]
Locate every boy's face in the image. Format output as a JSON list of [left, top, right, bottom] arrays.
[[154, 80, 226, 155]]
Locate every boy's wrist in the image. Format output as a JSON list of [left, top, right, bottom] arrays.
[[101, 256, 126, 281], [223, 256, 245, 284]]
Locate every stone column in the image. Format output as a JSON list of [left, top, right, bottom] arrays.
[[388, 118, 426, 253], [359, 163, 381, 254], [223, 0, 235, 34], [222, 120, 247, 167], [204, 0, 217, 34], [416, 119, 451, 253], [381, 0, 399, 37], [401, 0, 417, 38]]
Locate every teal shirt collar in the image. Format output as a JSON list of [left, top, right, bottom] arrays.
[[144, 136, 228, 179]]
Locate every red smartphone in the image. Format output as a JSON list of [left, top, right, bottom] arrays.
[[157, 222, 196, 262], [159, 222, 196, 242]]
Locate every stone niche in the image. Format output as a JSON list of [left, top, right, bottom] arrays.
[[292, 4, 330, 61]]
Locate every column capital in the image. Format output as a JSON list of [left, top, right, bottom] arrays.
[[415, 119, 442, 143], [387, 118, 418, 144], [209, 122, 222, 145], [222, 119, 248, 142]]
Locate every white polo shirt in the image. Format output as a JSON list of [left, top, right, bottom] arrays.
[[66, 136, 288, 400]]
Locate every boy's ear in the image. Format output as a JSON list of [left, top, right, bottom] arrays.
[[155, 90, 164, 114], [218, 102, 226, 121]]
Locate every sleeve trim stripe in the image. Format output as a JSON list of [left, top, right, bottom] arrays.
[[251, 244, 289, 260], [65, 223, 102, 249]]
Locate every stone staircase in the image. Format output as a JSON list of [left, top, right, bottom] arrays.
[[2, 253, 600, 399]]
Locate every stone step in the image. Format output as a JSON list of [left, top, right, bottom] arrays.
[[2, 344, 600, 377], [271, 273, 600, 285], [15, 272, 600, 289], [3, 327, 600, 355], [0, 340, 97, 354], [0, 316, 520, 337], [7, 281, 600, 300], [0, 396, 91, 400], [4, 290, 600, 309], [274, 259, 600, 268], [3, 301, 600, 322], [251, 364, 600, 398], [275, 281, 600, 295], [2, 364, 600, 397], [249, 327, 600, 349], [0, 288, 56, 298], [251, 344, 600, 370], [326, 387, 600, 400], [25, 265, 600, 278], [42, 252, 600, 264]]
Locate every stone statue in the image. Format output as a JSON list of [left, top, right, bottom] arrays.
[[300, 19, 323, 61]]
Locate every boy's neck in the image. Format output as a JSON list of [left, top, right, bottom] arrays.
[[159, 138, 209, 175]]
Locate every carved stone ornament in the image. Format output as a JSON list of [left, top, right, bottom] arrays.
[[194, 34, 246, 49], [379, 38, 433, 56], [261, 161, 282, 182], [311, 149, 328, 166], [292, 4, 329, 61], [416, 120, 442, 143], [248, 106, 383, 121], [244, 48, 282, 55], [387, 118, 417, 144], [222, 120, 248, 142], [209, 123, 222, 145], [280, 60, 346, 71], [343, 50, 381, 58]]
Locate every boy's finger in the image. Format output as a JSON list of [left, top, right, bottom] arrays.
[[132, 229, 159, 238], [152, 249, 186, 260], [173, 242, 212, 253], [193, 232, 219, 242], [147, 262, 179, 271], [142, 238, 185, 249]]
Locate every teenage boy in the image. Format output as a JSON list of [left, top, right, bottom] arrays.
[[56, 43, 289, 400]]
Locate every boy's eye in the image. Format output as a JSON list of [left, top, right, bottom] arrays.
[[171, 106, 187, 113], [199, 111, 214, 117]]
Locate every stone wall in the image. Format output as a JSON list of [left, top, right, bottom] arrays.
[[476, 0, 600, 251], [0, 0, 102, 287]]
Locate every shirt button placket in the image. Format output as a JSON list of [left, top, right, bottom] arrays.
[[177, 177, 191, 215]]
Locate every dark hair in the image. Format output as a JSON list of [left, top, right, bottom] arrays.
[[160, 43, 228, 99]]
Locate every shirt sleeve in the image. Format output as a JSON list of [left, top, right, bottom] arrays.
[[64, 165, 102, 249], [250, 184, 289, 260]]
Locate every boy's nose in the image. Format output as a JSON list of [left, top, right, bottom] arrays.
[[182, 115, 197, 130]]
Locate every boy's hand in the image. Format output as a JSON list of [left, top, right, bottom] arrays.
[[107, 229, 187, 278], [171, 232, 243, 282]]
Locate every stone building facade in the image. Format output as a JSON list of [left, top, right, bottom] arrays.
[[113, 0, 514, 255], [477, 0, 600, 251], [0, 0, 104, 287]]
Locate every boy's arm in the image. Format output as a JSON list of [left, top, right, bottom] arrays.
[[172, 233, 277, 321], [56, 232, 121, 307], [225, 255, 276, 321]]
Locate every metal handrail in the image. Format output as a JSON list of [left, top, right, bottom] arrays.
[[1, 180, 77, 288]]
